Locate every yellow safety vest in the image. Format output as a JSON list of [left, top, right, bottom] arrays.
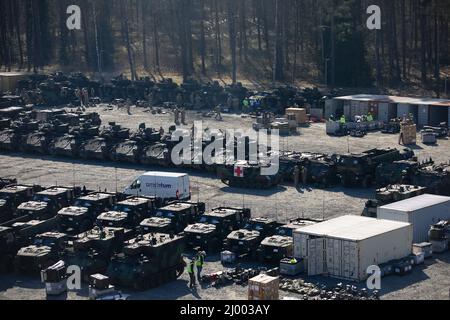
[[187, 263, 194, 274], [196, 255, 204, 267]]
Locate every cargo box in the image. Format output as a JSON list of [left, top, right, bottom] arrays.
[[248, 274, 279, 301]]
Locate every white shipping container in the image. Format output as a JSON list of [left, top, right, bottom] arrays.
[[377, 194, 450, 243], [294, 216, 412, 281]]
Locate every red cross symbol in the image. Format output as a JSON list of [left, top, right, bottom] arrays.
[[234, 166, 244, 178]]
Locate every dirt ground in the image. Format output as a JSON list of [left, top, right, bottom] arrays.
[[0, 105, 449, 300]]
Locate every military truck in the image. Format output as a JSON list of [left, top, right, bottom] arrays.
[[363, 184, 427, 218], [30, 187, 79, 214], [140, 201, 205, 234], [183, 207, 251, 252], [96, 211, 143, 229], [58, 192, 117, 233], [14, 232, 69, 274], [217, 161, 283, 189], [0, 184, 42, 223], [63, 227, 130, 281], [106, 233, 185, 290], [223, 217, 280, 259], [335, 148, 414, 187]]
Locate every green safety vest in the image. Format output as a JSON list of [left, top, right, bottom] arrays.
[[196, 255, 204, 267], [187, 263, 195, 274], [340, 117, 346, 124]]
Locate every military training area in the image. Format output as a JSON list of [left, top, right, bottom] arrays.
[[0, 0, 449, 310]]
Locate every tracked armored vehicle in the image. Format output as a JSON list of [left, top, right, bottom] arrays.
[[140, 201, 205, 234], [110, 140, 143, 163], [15, 232, 69, 274], [363, 185, 427, 218], [184, 207, 251, 252], [335, 148, 414, 187], [64, 227, 130, 281], [58, 192, 117, 233], [106, 233, 185, 290], [49, 134, 81, 157], [375, 160, 422, 186], [0, 185, 42, 223], [0, 129, 19, 151], [224, 217, 280, 259], [256, 235, 293, 263], [412, 163, 450, 196], [140, 142, 172, 167], [21, 131, 54, 154], [304, 156, 337, 187], [217, 161, 283, 189]]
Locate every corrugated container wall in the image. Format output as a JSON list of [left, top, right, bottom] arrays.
[[417, 105, 429, 127], [397, 103, 412, 118], [377, 195, 450, 243]]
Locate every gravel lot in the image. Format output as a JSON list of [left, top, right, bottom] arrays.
[[0, 105, 449, 300]]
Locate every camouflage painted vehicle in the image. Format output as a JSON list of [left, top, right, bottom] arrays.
[[223, 217, 280, 258], [217, 161, 283, 189], [0, 129, 20, 151], [49, 134, 81, 157], [79, 137, 111, 160], [58, 192, 117, 233], [0, 184, 41, 223], [113, 196, 161, 216], [14, 232, 69, 275], [412, 163, 450, 196], [21, 131, 53, 154], [106, 233, 185, 290], [110, 140, 143, 163], [140, 142, 172, 167], [96, 211, 141, 229], [375, 160, 421, 186], [140, 201, 205, 234], [335, 148, 415, 188], [184, 207, 251, 252], [363, 185, 427, 218], [256, 235, 293, 263], [304, 156, 337, 187], [31, 187, 79, 214], [64, 227, 130, 281]]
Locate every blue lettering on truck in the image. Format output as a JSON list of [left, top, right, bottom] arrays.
[[146, 183, 173, 189]]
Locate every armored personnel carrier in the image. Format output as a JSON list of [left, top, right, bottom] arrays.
[[106, 233, 185, 290], [14, 232, 69, 274], [412, 163, 450, 196], [217, 161, 283, 189], [335, 148, 414, 187], [79, 137, 111, 160], [256, 235, 293, 263], [31, 187, 79, 214], [112, 196, 161, 216], [224, 217, 280, 259], [64, 227, 130, 281], [21, 131, 54, 154], [363, 185, 427, 218], [58, 192, 117, 233], [49, 134, 81, 157], [0, 129, 19, 151], [375, 160, 422, 186], [304, 156, 337, 187], [140, 201, 205, 234], [110, 140, 143, 163], [184, 207, 251, 252], [0, 184, 42, 223], [140, 142, 172, 167], [96, 211, 141, 229]]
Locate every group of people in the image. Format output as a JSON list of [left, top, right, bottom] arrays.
[[186, 250, 206, 289]]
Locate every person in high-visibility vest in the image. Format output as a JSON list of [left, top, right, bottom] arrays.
[[195, 251, 205, 281], [187, 259, 196, 288], [289, 258, 298, 264], [367, 112, 374, 122], [340, 115, 346, 124]]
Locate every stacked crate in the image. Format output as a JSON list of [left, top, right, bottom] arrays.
[[400, 121, 417, 145], [286, 108, 308, 125], [248, 274, 279, 300]]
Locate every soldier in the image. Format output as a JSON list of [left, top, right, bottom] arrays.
[[126, 98, 132, 115], [293, 165, 300, 188], [181, 108, 187, 125], [301, 166, 308, 185], [159, 126, 165, 137], [176, 92, 184, 106], [214, 105, 223, 121], [82, 88, 89, 107], [195, 250, 205, 282], [174, 107, 180, 125], [187, 258, 196, 288]]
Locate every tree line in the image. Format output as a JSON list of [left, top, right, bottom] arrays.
[[0, 0, 449, 93]]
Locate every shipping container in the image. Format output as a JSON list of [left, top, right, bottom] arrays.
[[418, 105, 429, 127], [293, 216, 412, 281], [378, 194, 450, 243]]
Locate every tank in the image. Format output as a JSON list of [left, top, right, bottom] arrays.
[[110, 140, 142, 163], [64, 227, 130, 281], [106, 233, 185, 290], [140, 142, 172, 167], [224, 217, 280, 258], [256, 235, 293, 263], [14, 232, 68, 275], [79, 137, 110, 160], [58, 192, 117, 233], [49, 134, 80, 157]]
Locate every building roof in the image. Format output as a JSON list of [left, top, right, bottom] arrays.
[[294, 215, 410, 241], [379, 194, 450, 213], [333, 94, 450, 107]]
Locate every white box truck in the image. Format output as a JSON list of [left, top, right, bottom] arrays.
[[124, 172, 190, 201]]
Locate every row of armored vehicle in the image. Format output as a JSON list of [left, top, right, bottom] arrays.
[[0, 180, 317, 290]]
